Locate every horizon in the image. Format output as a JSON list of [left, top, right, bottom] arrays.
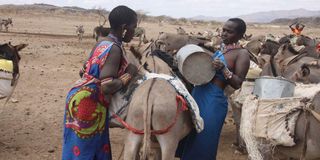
[[0, 0, 319, 18]]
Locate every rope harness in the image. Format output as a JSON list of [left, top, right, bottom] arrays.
[[112, 94, 188, 135]]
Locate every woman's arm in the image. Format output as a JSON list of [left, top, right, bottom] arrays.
[[224, 50, 250, 89], [99, 45, 124, 95], [289, 22, 296, 29]]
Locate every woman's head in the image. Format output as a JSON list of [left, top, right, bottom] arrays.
[[109, 5, 138, 43], [221, 18, 246, 44]]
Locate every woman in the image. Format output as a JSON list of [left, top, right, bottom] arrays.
[[62, 6, 138, 160], [177, 18, 250, 160], [289, 22, 305, 36]]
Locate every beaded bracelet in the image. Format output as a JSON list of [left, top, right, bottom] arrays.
[[222, 67, 233, 80], [119, 73, 132, 86]]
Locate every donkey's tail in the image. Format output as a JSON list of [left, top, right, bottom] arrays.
[[141, 79, 156, 160]]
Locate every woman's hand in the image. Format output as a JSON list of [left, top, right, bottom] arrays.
[[125, 63, 138, 76], [212, 58, 225, 71]]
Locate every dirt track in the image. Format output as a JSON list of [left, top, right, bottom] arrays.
[[0, 30, 100, 40]]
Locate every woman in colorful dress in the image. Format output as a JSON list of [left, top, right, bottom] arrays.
[[62, 6, 138, 160], [176, 18, 250, 160]]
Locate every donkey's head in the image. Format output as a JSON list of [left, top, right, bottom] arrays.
[[0, 42, 28, 84]]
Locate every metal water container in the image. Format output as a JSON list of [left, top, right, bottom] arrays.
[[253, 76, 296, 99], [176, 44, 215, 85]]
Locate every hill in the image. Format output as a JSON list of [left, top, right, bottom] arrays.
[[0, 3, 108, 18], [0, 3, 220, 25], [271, 16, 320, 27], [191, 8, 320, 23], [239, 8, 320, 23]]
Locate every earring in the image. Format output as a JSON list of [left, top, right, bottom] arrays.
[[122, 29, 127, 38]]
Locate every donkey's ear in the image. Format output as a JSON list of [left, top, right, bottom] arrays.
[[257, 56, 268, 68], [246, 34, 253, 38], [15, 44, 28, 51], [129, 45, 142, 61], [300, 64, 310, 77], [279, 44, 287, 53]]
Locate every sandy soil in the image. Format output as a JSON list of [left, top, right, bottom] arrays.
[[0, 11, 319, 160]]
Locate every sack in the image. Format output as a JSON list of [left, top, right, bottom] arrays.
[[0, 71, 13, 99], [253, 97, 302, 146]]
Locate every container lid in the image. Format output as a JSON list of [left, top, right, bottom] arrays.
[[256, 76, 296, 86], [176, 44, 215, 85]]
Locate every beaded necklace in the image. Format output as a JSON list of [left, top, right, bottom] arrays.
[[107, 33, 122, 46], [107, 33, 129, 62], [221, 42, 242, 54]]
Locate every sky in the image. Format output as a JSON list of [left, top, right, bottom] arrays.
[[0, 0, 319, 18]]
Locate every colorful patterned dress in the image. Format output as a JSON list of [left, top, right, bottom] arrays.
[[176, 50, 228, 160], [62, 40, 127, 160]]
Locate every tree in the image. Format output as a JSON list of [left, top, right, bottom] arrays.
[[136, 10, 149, 26]]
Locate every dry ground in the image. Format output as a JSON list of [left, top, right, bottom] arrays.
[[0, 11, 319, 160]]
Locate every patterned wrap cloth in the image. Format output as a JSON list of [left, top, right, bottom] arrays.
[[62, 40, 128, 160]]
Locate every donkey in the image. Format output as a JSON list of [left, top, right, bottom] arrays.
[[176, 26, 187, 35], [92, 11, 110, 41], [134, 27, 148, 46], [296, 35, 318, 47], [231, 42, 320, 155], [123, 43, 193, 160], [0, 42, 28, 84], [254, 91, 320, 160], [0, 42, 27, 99], [273, 91, 320, 160], [0, 18, 13, 32], [93, 26, 110, 42], [75, 25, 84, 41], [250, 43, 320, 159]]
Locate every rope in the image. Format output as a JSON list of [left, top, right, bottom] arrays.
[[300, 110, 310, 160], [304, 103, 320, 122], [111, 95, 188, 135]]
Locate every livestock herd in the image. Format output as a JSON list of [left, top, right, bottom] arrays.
[[1, 15, 320, 160], [107, 28, 320, 159]]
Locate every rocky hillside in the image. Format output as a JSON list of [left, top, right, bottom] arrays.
[[0, 3, 108, 18], [271, 17, 320, 27], [239, 8, 320, 23], [191, 8, 320, 23]]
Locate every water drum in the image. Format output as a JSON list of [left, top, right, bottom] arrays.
[[176, 44, 215, 85], [0, 59, 14, 99], [253, 76, 296, 99]]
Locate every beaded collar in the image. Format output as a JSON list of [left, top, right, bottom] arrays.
[[107, 33, 129, 61], [107, 33, 122, 46], [221, 43, 242, 54], [316, 43, 320, 53]]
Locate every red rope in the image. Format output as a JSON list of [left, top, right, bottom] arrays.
[[113, 94, 188, 135]]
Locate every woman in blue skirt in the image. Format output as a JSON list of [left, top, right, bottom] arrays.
[[177, 18, 251, 160]]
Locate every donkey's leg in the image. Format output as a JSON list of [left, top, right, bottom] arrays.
[[155, 112, 191, 160], [124, 132, 142, 160], [156, 133, 180, 160], [231, 101, 247, 154], [138, 35, 142, 47]]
